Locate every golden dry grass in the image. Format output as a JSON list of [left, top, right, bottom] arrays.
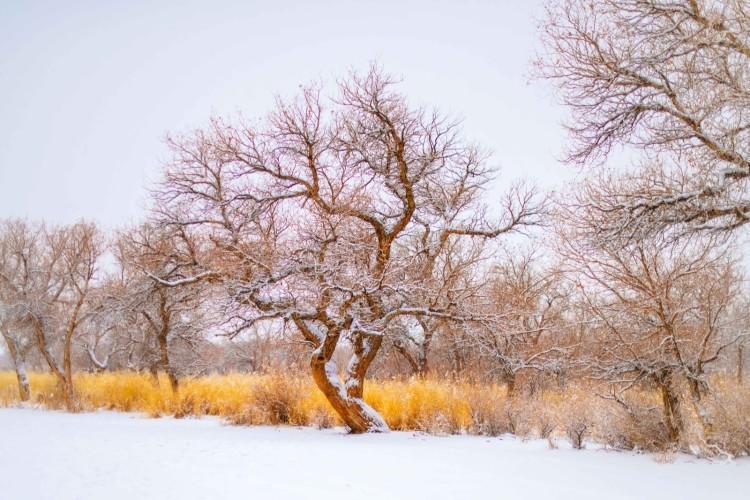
[[0, 371, 335, 423], [1, 370, 747, 455], [0, 370, 508, 431], [0, 370, 646, 435]]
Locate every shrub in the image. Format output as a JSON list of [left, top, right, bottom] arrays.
[[565, 418, 588, 449]]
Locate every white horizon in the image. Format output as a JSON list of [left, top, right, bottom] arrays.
[[0, 0, 575, 229]]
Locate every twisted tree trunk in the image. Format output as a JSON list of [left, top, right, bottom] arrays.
[[297, 318, 388, 433], [310, 354, 387, 433]]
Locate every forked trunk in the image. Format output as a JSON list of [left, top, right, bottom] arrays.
[[310, 355, 387, 433], [311, 331, 387, 433], [393, 321, 430, 378], [345, 332, 382, 400], [32, 318, 77, 410], [295, 318, 388, 433], [394, 340, 421, 376]]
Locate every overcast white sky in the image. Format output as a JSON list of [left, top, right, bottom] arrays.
[[0, 0, 575, 228]]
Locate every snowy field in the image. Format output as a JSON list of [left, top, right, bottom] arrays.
[[1, 409, 747, 500]]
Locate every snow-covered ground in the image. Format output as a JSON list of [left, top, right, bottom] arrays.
[[0, 409, 747, 500]]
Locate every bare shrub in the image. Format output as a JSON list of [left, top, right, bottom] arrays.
[[565, 418, 588, 450], [703, 382, 750, 457], [654, 451, 677, 464], [598, 405, 671, 453], [252, 377, 305, 426], [226, 404, 265, 426], [419, 411, 463, 435], [537, 417, 555, 440], [468, 392, 509, 436], [504, 406, 520, 435], [310, 408, 336, 430], [223, 375, 306, 426], [539, 416, 557, 449]]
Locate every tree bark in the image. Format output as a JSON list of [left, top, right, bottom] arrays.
[[415, 318, 432, 377], [687, 376, 713, 440], [450, 343, 465, 376], [31, 317, 76, 410], [655, 371, 684, 444], [310, 353, 387, 433], [148, 364, 160, 387], [143, 292, 178, 393], [345, 332, 382, 399], [393, 340, 420, 376], [393, 320, 431, 378], [503, 367, 517, 398], [84, 343, 109, 372], [157, 330, 178, 393], [62, 296, 85, 404]]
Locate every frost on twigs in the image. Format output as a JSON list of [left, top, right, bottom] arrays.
[[537, 0, 750, 240]]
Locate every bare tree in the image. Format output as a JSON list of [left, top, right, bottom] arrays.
[[557, 199, 746, 444], [0, 325, 32, 401], [469, 248, 568, 394], [111, 224, 210, 392], [389, 233, 489, 377], [537, 0, 750, 237], [40, 223, 101, 409], [79, 286, 130, 373], [0, 220, 102, 409], [0, 221, 36, 401], [152, 66, 543, 432]]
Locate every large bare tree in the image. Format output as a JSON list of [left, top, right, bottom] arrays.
[[537, 0, 750, 238], [153, 67, 543, 432]]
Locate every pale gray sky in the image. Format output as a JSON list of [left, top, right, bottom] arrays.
[[0, 0, 572, 228]]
